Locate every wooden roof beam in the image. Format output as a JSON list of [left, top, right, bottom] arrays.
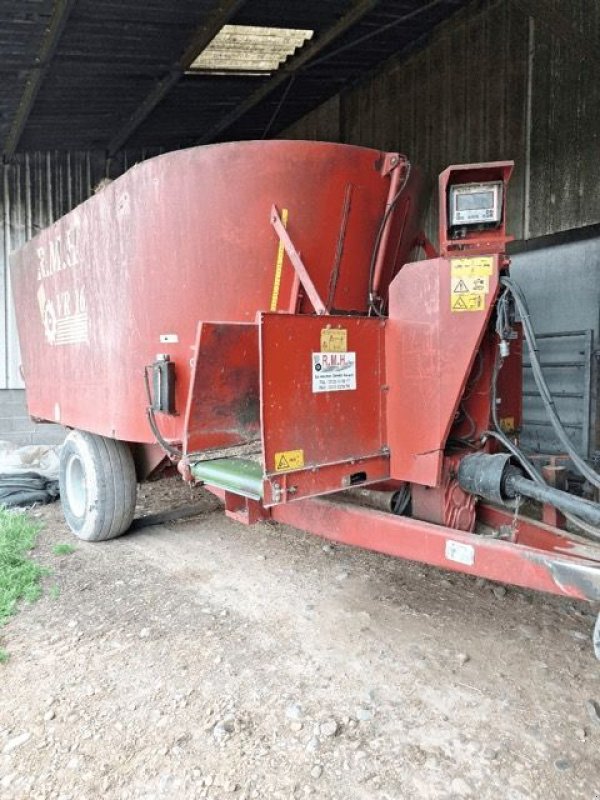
[[107, 0, 247, 156], [3, 0, 76, 159], [197, 0, 383, 145]]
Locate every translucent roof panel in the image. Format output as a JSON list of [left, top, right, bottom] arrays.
[[189, 25, 314, 74]]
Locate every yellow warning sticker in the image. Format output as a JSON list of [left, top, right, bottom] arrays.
[[451, 256, 494, 278], [499, 416, 516, 433], [269, 208, 288, 311], [320, 328, 347, 352], [451, 293, 486, 313], [450, 261, 490, 312], [274, 449, 305, 472]]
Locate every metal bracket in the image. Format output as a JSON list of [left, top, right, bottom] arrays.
[[380, 152, 403, 177], [270, 205, 327, 315]]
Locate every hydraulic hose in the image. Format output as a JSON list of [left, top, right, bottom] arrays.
[[486, 425, 600, 538], [458, 453, 600, 539], [367, 161, 412, 315], [488, 349, 544, 484], [143, 366, 182, 459], [490, 277, 600, 538], [500, 276, 600, 491]]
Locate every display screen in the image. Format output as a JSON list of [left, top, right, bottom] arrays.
[[456, 191, 494, 212]]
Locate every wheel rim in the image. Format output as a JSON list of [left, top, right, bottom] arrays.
[[65, 452, 86, 518]]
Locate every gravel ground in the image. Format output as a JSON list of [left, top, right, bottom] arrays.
[[1, 476, 600, 800]]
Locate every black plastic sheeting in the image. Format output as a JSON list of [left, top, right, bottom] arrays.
[[0, 472, 59, 508]]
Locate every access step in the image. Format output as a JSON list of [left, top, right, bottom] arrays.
[[190, 458, 264, 501]]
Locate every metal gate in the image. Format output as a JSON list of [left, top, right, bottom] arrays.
[[520, 329, 594, 459]]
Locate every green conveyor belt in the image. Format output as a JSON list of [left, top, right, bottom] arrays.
[[190, 458, 264, 500]]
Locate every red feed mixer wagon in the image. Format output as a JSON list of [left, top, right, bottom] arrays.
[[10, 140, 600, 656]]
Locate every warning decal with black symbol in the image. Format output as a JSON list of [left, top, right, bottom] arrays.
[[451, 293, 485, 312], [450, 262, 491, 313], [274, 449, 305, 472]]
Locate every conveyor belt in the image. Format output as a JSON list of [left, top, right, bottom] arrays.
[[190, 458, 264, 500]]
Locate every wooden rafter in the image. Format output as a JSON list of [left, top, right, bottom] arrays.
[[107, 0, 248, 156], [3, 0, 76, 158], [197, 0, 383, 144]]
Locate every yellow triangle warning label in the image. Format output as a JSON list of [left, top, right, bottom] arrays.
[[274, 449, 305, 472], [453, 279, 470, 293], [452, 295, 468, 310]]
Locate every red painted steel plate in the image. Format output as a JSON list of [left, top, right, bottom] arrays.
[[10, 141, 421, 443], [260, 313, 386, 480], [183, 322, 259, 455], [272, 497, 600, 602], [385, 255, 500, 486]]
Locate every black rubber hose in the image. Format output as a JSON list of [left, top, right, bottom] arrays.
[[489, 291, 600, 538], [501, 276, 600, 490], [488, 349, 545, 484], [367, 162, 412, 314]]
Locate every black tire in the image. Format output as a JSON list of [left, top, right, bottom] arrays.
[[59, 430, 137, 541]]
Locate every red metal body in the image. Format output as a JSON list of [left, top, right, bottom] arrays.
[[385, 254, 502, 487], [11, 144, 600, 613], [10, 141, 422, 443]]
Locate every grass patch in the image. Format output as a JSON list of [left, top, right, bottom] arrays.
[[52, 543, 76, 556], [0, 508, 45, 654]]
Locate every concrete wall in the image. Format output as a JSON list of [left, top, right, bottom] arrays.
[[281, 0, 600, 243], [0, 389, 64, 446]]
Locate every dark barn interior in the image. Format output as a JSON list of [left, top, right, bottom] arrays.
[[1, 5, 600, 799]]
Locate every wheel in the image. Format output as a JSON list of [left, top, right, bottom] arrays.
[[593, 612, 600, 662], [59, 430, 137, 541]]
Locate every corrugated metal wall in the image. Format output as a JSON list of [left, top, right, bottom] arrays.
[[0, 149, 158, 390], [1, 152, 99, 389], [282, 0, 600, 241]]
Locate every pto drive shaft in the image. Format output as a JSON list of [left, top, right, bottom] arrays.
[[504, 473, 600, 528], [457, 453, 600, 529]]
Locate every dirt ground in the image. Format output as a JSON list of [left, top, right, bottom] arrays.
[[1, 477, 600, 800]]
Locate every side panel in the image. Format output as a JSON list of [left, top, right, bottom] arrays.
[[183, 322, 260, 455], [259, 313, 388, 503], [385, 255, 500, 486]]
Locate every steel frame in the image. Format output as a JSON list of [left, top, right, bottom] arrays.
[[268, 494, 600, 603], [521, 329, 593, 459], [206, 483, 600, 603]]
